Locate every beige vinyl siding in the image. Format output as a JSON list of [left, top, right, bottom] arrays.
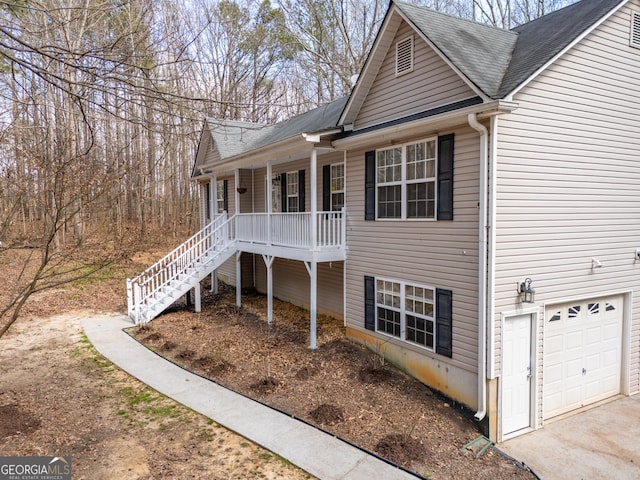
[[494, 3, 640, 402], [355, 21, 476, 131], [344, 125, 481, 373], [254, 259, 344, 318]]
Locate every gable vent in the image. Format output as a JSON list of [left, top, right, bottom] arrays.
[[396, 36, 414, 76], [632, 11, 640, 49]]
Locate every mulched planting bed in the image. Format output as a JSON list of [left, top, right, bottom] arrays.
[[133, 284, 534, 479]]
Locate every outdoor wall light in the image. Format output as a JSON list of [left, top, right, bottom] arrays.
[[518, 278, 535, 304]]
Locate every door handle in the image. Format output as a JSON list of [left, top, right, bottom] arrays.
[[582, 368, 587, 375]]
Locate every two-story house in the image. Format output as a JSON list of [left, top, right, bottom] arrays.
[[127, 0, 640, 442]]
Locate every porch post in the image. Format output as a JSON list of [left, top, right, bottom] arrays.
[[235, 168, 240, 214], [211, 175, 218, 217], [236, 251, 242, 307], [305, 259, 318, 350], [266, 161, 272, 245], [210, 271, 218, 293], [210, 172, 220, 294], [309, 149, 318, 349], [310, 260, 317, 349], [310, 148, 317, 250], [263, 254, 274, 324], [194, 283, 201, 313]]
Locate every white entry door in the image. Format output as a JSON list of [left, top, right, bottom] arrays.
[[502, 314, 532, 436]]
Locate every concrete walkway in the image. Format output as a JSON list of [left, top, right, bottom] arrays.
[[82, 314, 418, 480], [499, 395, 640, 479]]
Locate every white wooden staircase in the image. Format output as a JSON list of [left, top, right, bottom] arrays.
[[127, 214, 236, 324]]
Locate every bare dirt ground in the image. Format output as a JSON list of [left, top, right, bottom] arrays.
[[0, 249, 312, 480], [1, 247, 534, 479], [133, 284, 535, 480]]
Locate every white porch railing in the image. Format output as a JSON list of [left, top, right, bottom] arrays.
[[126, 209, 345, 324], [235, 209, 345, 250]]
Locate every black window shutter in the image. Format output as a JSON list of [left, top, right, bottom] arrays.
[[365, 151, 376, 220], [223, 179, 229, 213], [322, 165, 331, 211], [437, 134, 454, 220], [435, 288, 453, 358], [298, 169, 305, 212], [281, 174, 287, 212], [205, 182, 211, 220], [364, 276, 376, 331]]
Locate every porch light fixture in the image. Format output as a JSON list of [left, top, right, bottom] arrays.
[[518, 278, 535, 304], [236, 187, 247, 194]]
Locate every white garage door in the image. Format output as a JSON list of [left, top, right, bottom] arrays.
[[543, 295, 622, 420]]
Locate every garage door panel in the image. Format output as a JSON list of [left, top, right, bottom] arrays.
[[543, 295, 623, 420], [566, 331, 583, 350]]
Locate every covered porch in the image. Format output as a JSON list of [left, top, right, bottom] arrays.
[[203, 144, 346, 349]]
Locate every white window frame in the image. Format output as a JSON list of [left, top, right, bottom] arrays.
[[395, 35, 414, 76], [267, 174, 281, 213], [631, 11, 640, 49], [375, 277, 436, 351], [286, 171, 299, 212], [376, 137, 437, 220], [330, 162, 345, 211], [216, 179, 225, 214]]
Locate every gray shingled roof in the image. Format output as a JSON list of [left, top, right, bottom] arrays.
[[201, 0, 623, 167], [395, 0, 625, 99], [205, 97, 348, 161], [395, 2, 516, 99], [498, 0, 624, 97], [204, 119, 270, 160]]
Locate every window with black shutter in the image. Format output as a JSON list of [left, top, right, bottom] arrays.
[[364, 134, 454, 221], [363, 276, 453, 357]]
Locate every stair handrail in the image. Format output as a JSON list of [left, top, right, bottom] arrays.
[[127, 214, 236, 322], [129, 214, 228, 287]]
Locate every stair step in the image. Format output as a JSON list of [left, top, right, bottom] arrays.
[[128, 240, 238, 323]]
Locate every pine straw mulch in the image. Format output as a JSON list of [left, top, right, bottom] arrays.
[[132, 284, 534, 480]]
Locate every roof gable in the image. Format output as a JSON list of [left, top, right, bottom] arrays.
[[341, 0, 627, 126], [395, 2, 517, 99], [499, 0, 627, 97], [192, 97, 347, 176]]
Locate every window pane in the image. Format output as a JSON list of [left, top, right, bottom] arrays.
[[332, 192, 344, 210], [377, 307, 401, 338], [378, 185, 401, 218], [377, 148, 402, 183], [406, 314, 434, 349], [426, 140, 436, 159], [216, 180, 225, 213]]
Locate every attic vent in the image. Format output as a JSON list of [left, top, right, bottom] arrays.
[[396, 36, 414, 76], [632, 11, 640, 49]]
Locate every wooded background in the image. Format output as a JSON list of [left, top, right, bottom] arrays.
[[0, 0, 575, 248]]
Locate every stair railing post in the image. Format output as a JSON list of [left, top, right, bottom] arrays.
[[126, 278, 132, 319], [133, 282, 141, 324]]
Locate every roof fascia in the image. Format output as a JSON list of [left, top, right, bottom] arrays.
[[338, 3, 402, 126], [505, 0, 628, 99], [333, 99, 517, 150], [197, 131, 339, 177], [393, 7, 491, 101], [191, 121, 211, 179]]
